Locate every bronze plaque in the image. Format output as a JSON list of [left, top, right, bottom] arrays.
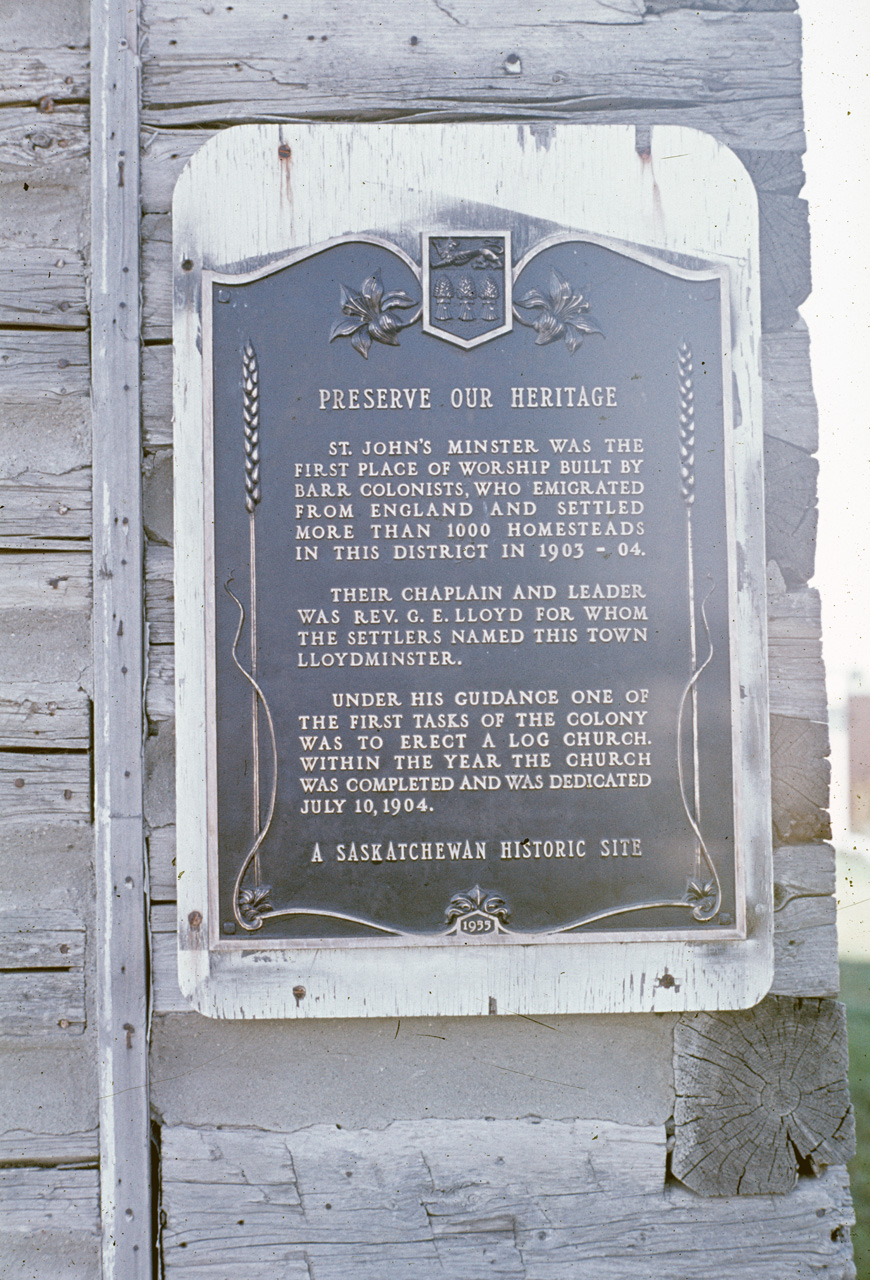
[[207, 231, 737, 943]]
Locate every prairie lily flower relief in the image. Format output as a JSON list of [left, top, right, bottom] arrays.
[[329, 269, 421, 358], [513, 268, 602, 353]]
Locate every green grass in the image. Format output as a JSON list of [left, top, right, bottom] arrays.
[[840, 962, 870, 1278]]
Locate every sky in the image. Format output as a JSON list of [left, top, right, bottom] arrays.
[[800, 1, 870, 844], [802, 3, 870, 699]]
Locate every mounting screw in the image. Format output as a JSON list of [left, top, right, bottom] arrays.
[[188, 910, 203, 930]]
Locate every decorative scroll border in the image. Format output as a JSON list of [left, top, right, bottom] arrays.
[[226, 250, 726, 939]]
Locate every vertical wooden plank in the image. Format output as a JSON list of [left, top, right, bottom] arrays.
[[91, 0, 152, 1275]]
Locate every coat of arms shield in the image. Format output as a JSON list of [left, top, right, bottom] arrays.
[[422, 232, 512, 348]]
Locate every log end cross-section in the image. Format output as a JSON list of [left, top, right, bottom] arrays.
[[673, 996, 855, 1196]]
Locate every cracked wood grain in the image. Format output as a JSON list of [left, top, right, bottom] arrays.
[[0, 470, 92, 545], [0, 751, 90, 825], [673, 997, 855, 1196], [770, 714, 831, 844], [0, 680, 90, 748], [0, 330, 90, 398], [764, 436, 819, 588], [0, 247, 88, 327], [138, 6, 803, 151], [0, 970, 86, 1036], [159, 1119, 855, 1276], [0, 49, 91, 107], [0, 105, 90, 170], [0, 1166, 99, 1231]]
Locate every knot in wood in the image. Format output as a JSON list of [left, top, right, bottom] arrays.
[[761, 1078, 801, 1117]]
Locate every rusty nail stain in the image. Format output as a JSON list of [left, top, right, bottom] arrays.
[[58, 1018, 70, 1029], [181, 258, 194, 271], [188, 910, 203, 930], [278, 144, 292, 160], [293, 984, 306, 1005], [59, 944, 69, 954], [123, 1022, 135, 1048], [13, 777, 24, 788], [65, 76, 74, 85], [38, 96, 54, 113]]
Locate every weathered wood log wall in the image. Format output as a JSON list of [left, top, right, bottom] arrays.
[[0, 0, 858, 1274], [0, 1, 101, 1275]]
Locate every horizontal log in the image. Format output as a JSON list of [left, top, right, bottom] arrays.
[[141, 127, 218, 216], [0, 246, 88, 327], [767, 587, 826, 720], [159, 1119, 854, 1278], [770, 893, 839, 998], [145, 541, 174, 643], [139, 7, 803, 152], [0, 969, 85, 1036], [142, 212, 171, 341], [147, 824, 177, 900], [0, 908, 85, 969], [1, 395, 91, 486], [0, 50, 91, 107], [0, 169, 89, 260], [650, 0, 797, 8], [0, 552, 91, 612], [771, 839, 837, 1000], [761, 322, 817, 453], [0, 751, 90, 826], [773, 840, 836, 903], [0, 470, 91, 545], [0, 105, 89, 171], [0, 680, 90, 749], [142, 341, 173, 446], [770, 842, 837, 997], [0, 1166, 98, 1231], [770, 714, 831, 844], [0, 329, 90, 398], [0, 1129, 98, 1166]]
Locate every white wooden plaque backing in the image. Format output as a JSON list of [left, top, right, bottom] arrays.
[[174, 124, 772, 1018]]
